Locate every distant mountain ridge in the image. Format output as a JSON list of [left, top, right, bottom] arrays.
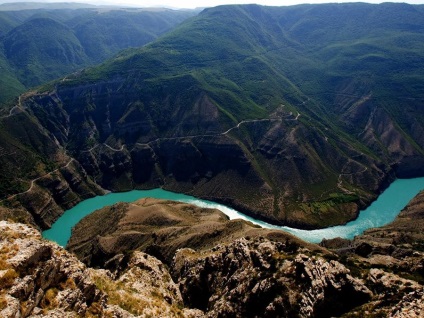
[[1, 3, 424, 231], [0, 2, 98, 10], [0, 5, 196, 105]]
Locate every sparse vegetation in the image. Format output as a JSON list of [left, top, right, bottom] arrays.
[[93, 274, 150, 316], [59, 277, 76, 290], [0, 269, 18, 289], [0, 294, 7, 311], [41, 288, 59, 310]]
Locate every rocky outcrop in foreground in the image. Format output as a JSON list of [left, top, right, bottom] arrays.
[[173, 238, 372, 317], [0, 221, 199, 317], [2, 218, 423, 317], [0, 221, 102, 317], [320, 191, 424, 317], [321, 191, 424, 289]]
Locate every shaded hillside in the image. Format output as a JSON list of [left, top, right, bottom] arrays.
[[0, 6, 196, 105], [71, 9, 195, 63], [2, 3, 424, 230], [0, 93, 104, 229], [0, 48, 25, 102], [3, 17, 88, 87]]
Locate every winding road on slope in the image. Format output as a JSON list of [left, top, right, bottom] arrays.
[[82, 115, 300, 156], [0, 158, 75, 203], [0, 96, 24, 119]]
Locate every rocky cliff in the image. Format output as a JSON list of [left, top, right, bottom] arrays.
[[0, 100, 105, 229], [21, 81, 392, 230], [66, 198, 424, 317], [322, 190, 424, 285], [0, 220, 201, 317], [3, 3, 424, 231], [320, 191, 424, 317], [2, 219, 423, 317], [173, 238, 372, 317]]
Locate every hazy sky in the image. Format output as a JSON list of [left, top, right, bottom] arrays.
[[114, 0, 424, 9], [1, 0, 424, 9]]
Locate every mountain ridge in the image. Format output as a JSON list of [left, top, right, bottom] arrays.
[[0, 6, 196, 105], [1, 2, 424, 230]]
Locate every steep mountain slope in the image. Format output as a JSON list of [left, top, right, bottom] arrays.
[[0, 6, 196, 105], [3, 17, 88, 87], [0, 47, 25, 104], [71, 9, 196, 63], [2, 3, 424, 230], [0, 92, 104, 228], [0, 9, 41, 35]]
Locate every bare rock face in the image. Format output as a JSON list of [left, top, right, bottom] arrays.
[[390, 288, 424, 318], [295, 254, 372, 318], [368, 268, 421, 297], [172, 237, 372, 318], [119, 252, 182, 305], [88, 252, 203, 318], [363, 269, 424, 318], [0, 221, 104, 317], [0, 221, 200, 318], [2, 218, 424, 317]]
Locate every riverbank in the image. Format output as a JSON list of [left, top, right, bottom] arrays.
[[43, 177, 424, 245]]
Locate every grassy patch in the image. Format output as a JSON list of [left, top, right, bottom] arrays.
[[93, 275, 149, 316], [300, 193, 358, 215], [0, 269, 18, 289]]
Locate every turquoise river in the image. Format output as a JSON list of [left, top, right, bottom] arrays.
[[43, 177, 424, 246]]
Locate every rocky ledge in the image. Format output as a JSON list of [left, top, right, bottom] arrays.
[[321, 191, 424, 285], [1, 218, 423, 317], [0, 221, 200, 317], [173, 237, 372, 317]]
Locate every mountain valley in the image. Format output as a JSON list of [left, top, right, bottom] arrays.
[[1, 3, 424, 229], [1, 3, 424, 317]]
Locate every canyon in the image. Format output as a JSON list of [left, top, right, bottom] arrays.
[[1, 3, 424, 317]]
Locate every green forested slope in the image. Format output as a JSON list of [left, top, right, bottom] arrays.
[[3, 3, 424, 229], [4, 17, 88, 87], [0, 6, 196, 106], [75, 3, 424, 122]]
